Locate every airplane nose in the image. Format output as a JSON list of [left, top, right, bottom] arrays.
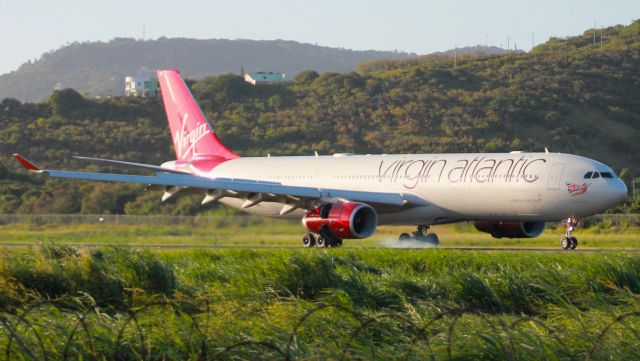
[[613, 180, 628, 204]]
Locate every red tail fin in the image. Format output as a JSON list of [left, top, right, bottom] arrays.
[[157, 69, 239, 161]]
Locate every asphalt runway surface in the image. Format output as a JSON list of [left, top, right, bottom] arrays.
[[1, 243, 640, 252]]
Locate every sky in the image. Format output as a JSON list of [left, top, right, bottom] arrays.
[[0, 0, 638, 75]]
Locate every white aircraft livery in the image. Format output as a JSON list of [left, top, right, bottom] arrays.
[[14, 69, 628, 249]]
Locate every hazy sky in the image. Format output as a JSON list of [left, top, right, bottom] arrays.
[[0, 0, 638, 75]]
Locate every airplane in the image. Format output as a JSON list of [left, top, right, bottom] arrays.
[[14, 69, 628, 250]]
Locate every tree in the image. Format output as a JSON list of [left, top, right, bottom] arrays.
[[0, 161, 7, 179], [294, 70, 319, 84], [48, 88, 87, 117]]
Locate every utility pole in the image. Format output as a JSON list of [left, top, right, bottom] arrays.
[[506, 36, 511, 52], [532, 33, 535, 52], [485, 34, 488, 47], [593, 20, 597, 45], [142, 22, 146, 40], [454, 44, 457, 68]]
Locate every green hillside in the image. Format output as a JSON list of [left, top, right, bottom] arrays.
[[1, 21, 639, 215], [0, 38, 409, 102]]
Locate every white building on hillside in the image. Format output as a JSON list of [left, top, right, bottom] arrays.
[[244, 72, 292, 85], [125, 76, 159, 97]]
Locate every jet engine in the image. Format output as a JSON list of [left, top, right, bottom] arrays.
[[302, 202, 378, 239], [474, 221, 546, 239]]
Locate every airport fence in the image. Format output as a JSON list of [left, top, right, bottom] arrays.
[[0, 213, 279, 227], [581, 213, 640, 228], [0, 213, 639, 227]]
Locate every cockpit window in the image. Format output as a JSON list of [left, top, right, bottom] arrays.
[[585, 170, 617, 179]]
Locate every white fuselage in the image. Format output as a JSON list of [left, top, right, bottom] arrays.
[[198, 152, 627, 226]]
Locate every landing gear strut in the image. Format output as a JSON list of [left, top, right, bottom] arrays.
[[561, 216, 579, 250], [399, 225, 440, 245]]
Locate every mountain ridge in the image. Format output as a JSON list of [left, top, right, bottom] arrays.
[[0, 39, 522, 102], [0, 37, 411, 102]]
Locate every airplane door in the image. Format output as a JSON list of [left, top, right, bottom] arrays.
[[547, 163, 566, 190], [315, 162, 330, 186]]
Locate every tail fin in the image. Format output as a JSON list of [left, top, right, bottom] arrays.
[[157, 69, 239, 161]]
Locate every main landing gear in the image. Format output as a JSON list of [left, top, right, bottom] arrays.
[[302, 226, 343, 248], [561, 216, 579, 250], [399, 225, 440, 245]]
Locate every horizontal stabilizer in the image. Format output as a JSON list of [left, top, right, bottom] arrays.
[[74, 156, 189, 174]]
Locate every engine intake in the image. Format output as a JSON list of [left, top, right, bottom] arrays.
[[474, 221, 546, 239], [303, 202, 378, 239]]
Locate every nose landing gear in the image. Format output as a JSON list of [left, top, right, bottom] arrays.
[[561, 216, 579, 250]]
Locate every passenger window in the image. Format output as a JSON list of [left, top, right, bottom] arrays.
[[584, 172, 593, 179], [592, 172, 600, 179]]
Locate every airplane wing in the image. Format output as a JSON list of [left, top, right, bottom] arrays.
[[13, 154, 428, 213]]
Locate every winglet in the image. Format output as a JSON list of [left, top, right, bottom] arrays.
[[13, 154, 43, 172]]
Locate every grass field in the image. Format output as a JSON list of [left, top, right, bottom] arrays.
[[0, 246, 639, 360], [1, 218, 639, 359]]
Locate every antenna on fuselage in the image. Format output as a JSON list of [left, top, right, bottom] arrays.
[[544, 147, 549, 154], [314, 151, 319, 157]]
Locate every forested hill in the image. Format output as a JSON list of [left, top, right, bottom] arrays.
[[1, 21, 639, 215], [0, 38, 410, 102]]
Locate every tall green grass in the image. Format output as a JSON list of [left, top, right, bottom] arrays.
[[0, 246, 639, 359]]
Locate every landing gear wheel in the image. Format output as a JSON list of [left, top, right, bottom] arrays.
[[413, 233, 439, 245], [316, 235, 328, 248], [424, 233, 440, 245], [561, 237, 571, 250], [570, 237, 578, 250], [302, 233, 316, 248], [398, 226, 440, 246]]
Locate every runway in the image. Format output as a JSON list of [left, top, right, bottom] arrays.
[[434, 247, 640, 253], [1, 243, 640, 252]]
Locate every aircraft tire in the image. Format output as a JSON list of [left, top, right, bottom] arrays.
[[302, 233, 316, 248], [425, 233, 440, 245], [399, 233, 411, 241], [316, 235, 328, 248], [570, 237, 578, 249], [561, 237, 571, 250]]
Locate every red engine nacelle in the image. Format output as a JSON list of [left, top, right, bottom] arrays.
[[474, 221, 546, 239], [302, 202, 378, 239]]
